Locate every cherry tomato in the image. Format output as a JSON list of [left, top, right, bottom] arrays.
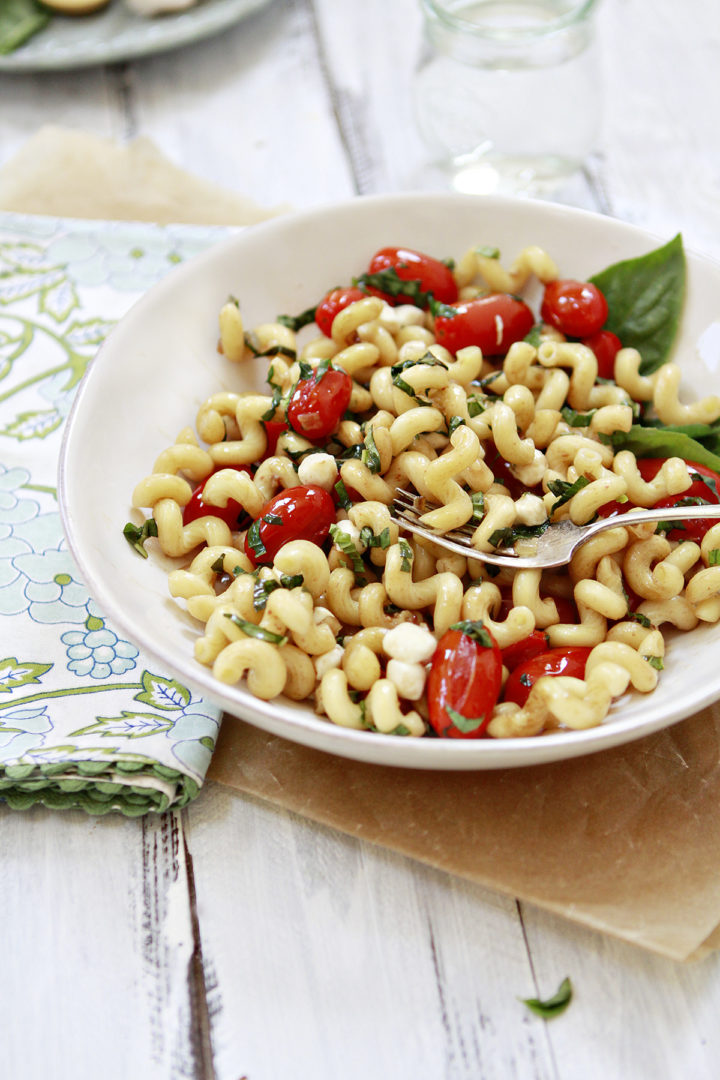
[[315, 287, 366, 338], [427, 621, 502, 739], [581, 329, 623, 379], [503, 647, 593, 708], [501, 631, 550, 673], [244, 485, 336, 566], [433, 294, 534, 357], [541, 279, 608, 338], [262, 419, 288, 458], [183, 466, 252, 530], [286, 366, 353, 442], [365, 246, 458, 307]]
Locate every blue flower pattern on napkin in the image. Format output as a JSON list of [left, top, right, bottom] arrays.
[[0, 215, 228, 812]]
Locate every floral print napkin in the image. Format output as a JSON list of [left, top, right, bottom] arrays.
[[0, 212, 229, 815]]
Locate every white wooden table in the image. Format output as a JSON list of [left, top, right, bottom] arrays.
[[2, 1, 720, 1077]]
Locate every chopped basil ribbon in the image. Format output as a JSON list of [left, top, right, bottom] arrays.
[[448, 416, 466, 435], [471, 491, 485, 523], [329, 523, 367, 584], [644, 655, 664, 670], [589, 234, 685, 374], [354, 266, 432, 308], [262, 513, 284, 525], [488, 521, 549, 549], [297, 359, 314, 381], [398, 538, 413, 573], [445, 704, 486, 734], [655, 496, 711, 534], [519, 673, 532, 687], [428, 298, 458, 320], [709, 549, 720, 566], [449, 620, 493, 648], [521, 977, 573, 1019], [476, 370, 502, 389], [467, 396, 486, 417], [261, 384, 285, 421], [561, 405, 597, 428], [393, 376, 417, 399], [628, 611, 653, 628], [523, 325, 543, 347], [224, 613, 288, 645], [246, 518, 267, 560], [252, 573, 305, 610], [548, 475, 590, 512], [334, 478, 353, 510], [277, 305, 318, 332], [123, 518, 158, 558], [474, 245, 500, 259], [361, 428, 382, 474], [359, 526, 391, 550]]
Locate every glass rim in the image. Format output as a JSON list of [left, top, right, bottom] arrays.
[[420, 0, 600, 40]]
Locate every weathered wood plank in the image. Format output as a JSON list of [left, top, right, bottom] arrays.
[[186, 783, 555, 1080]]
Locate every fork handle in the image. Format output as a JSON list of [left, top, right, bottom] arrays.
[[582, 501, 720, 539]]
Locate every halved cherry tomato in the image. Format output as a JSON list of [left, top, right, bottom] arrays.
[[286, 366, 353, 442], [433, 294, 534, 357], [541, 279, 608, 338], [244, 485, 336, 566], [315, 287, 366, 338], [183, 465, 252, 530], [501, 631, 549, 673], [427, 621, 502, 739], [262, 419, 289, 458], [581, 328, 622, 379], [364, 246, 458, 307], [503, 646, 593, 708]]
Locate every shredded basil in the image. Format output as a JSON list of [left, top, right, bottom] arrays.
[[488, 521, 550, 549], [354, 266, 432, 307], [334, 478, 353, 510], [449, 620, 493, 647], [123, 518, 158, 559], [448, 416, 466, 436], [0, 0, 49, 55], [398, 538, 413, 573], [277, 305, 318, 332], [467, 396, 486, 418], [393, 376, 417, 399], [709, 549, 720, 566], [561, 405, 596, 428], [329, 523, 367, 584], [361, 428, 382, 474], [548, 476, 590, 512], [524, 325, 543, 347], [474, 245, 500, 260], [445, 704, 486, 734], [224, 613, 288, 645], [471, 491, 485, 523], [246, 518, 267, 560], [359, 526, 391, 550], [521, 977, 573, 1019], [261, 385, 284, 422], [644, 655, 664, 670], [628, 611, 652, 628]]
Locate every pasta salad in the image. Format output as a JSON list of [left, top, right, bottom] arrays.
[[127, 235, 720, 740]]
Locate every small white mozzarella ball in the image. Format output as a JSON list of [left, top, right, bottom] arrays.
[[332, 519, 367, 554], [514, 492, 547, 527], [511, 449, 547, 487], [383, 622, 437, 664], [386, 659, 427, 701], [314, 645, 344, 680], [298, 452, 338, 491]]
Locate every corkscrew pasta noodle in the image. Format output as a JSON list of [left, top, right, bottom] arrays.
[[129, 241, 720, 740]]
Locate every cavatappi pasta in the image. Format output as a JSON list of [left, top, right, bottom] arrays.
[[129, 240, 720, 740]]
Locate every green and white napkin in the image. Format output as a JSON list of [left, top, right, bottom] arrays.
[[0, 212, 230, 815]]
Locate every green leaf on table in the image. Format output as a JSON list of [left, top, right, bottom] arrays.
[[521, 976, 573, 1019], [0, 0, 50, 56], [589, 234, 685, 374]]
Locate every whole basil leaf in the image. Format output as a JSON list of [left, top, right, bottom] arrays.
[[602, 424, 720, 474], [589, 234, 685, 374]]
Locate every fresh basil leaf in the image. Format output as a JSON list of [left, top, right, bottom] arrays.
[[475, 245, 500, 259], [354, 266, 431, 307], [334, 478, 353, 510], [467, 396, 486, 417], [224, 614, 287, 645], [123, 518, 158, 559], [0, 0, 50, 56], [561, 405, 596, 428], [393, 376, 417, 399], [445, 704, 486, 734], [253, 578, 281, 610], [521, 977, 572, 1019], [589, 234, 685, 374], [628, 611, 652, 628], [471, 491, 485, 523], [246, 518, 267, 560], [262, 513, 284, 525], [361, 428, 382, 474], [359, 526, 391, 550], [261, 385, 284, 422], [329, 523, 367, 583], [644, 655, 664, 670], [448, 416, 466, 435], [709, 549, 720, 566], [601, 425, 720, 475], [489, 521, 550, 548], [398, 538, 413, 572], [524, 325, 543, 347]]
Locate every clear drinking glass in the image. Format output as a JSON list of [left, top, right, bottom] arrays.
[[412, 0, 602, 196]]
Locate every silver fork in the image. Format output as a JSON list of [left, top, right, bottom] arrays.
[[391, 487, 720, 569]]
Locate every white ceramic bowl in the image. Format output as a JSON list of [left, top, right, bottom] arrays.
[[58, 193, 720, 769]]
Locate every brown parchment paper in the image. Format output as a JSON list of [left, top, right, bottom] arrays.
[[208, 708, 720, 962], [11, 126, 719, 962]]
